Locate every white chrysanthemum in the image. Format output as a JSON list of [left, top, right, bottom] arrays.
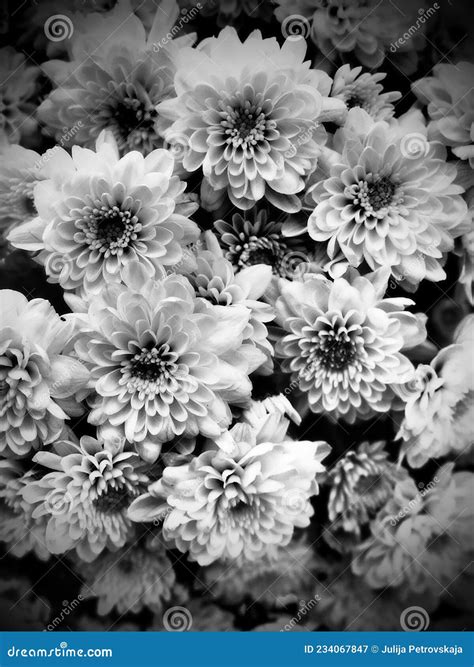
[[22, 436, 149, 562], [8, 132, 199, 295], [202, 541, 315, 607], [308, 109, 467, 288], [353, 465, 474, 601], [274, 0, 425, 72], [184, 231, 274, 374], [78, 544, 176, 615], [129, 410, 330, 565], [413, 62, 474, 168], [0, 459, 49, 561], [0, 144, 49, 252], [275, 268, 426, 423], [0, 290, 88, 456], [0, 47, 39, 147], [325, 441, 406, 552], [398, 315, 474, 468], [37, 0, 194, 155], [158, 27, 345, 212], [0, 146, 42, 226], [74, 262, 257, 453], [330, 65, 401, 122]]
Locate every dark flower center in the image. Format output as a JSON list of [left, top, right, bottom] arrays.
[[108, 96, 159, 151], [94, 486, 130, 514], [223, 103, 272, 149], [245, 246, 277, 266], [319, 333, 357, 371], [237, 237, 286, 274], [346, 94, 364, 109], [79, 205, 141, 256], [123, 344, 180, 396], [130, 347, 176, 383], [366, 177, 396, 211]]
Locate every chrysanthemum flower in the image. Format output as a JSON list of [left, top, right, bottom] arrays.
[[352, 465, 474, 601], [214, 209, 309, 278], [184, 231, 274, 374], [202, 541, 315, 607], [308, 109, 467, 288], [0, 47, 39, 147], [78, 543, 176, 615], [325, 441, 406, 552], [275, 268, 426, 423], [8, 132, 199, 294], [398, 315, 474, 468], [330, 65, 401, 122], [129, 406, 329, 565], [158, 27, 345, 212], [413, 62, 474, 167], [0, 459, 49, 561], [37, 0, 195, 155], [274, 0, 425, 72], [74, 262, 257, 452], [0, 145, 48, 251], [22, 436, 150, 562], [0, 290, 88, 457]]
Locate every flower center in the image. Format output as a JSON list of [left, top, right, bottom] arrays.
[[104, 92, 161, 153], [236, 237, 286, 274], [94, 486, 130, 514], [77, 205, 141, 256], [318, 331, 357, 371], [366, 177, 396, 211], [223, 102, 272, 149], [122, 344, 180, 396], [227, 496, 260, 529], [345, 94, 365, 109]]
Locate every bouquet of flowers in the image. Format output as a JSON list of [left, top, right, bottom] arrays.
[[0, 0, 472, 633]]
